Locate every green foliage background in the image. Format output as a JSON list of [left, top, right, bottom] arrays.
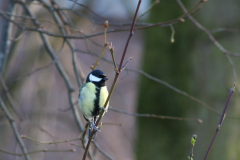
[[136, 0, 240, 159]]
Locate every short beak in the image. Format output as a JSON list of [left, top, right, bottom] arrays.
[[103, 77, 108, 81]]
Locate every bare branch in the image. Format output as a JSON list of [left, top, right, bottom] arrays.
[[109, 107, 202, 123], [82, 1, 142, 159], [0, 98, 30, 160], [177, 0, 240, 94], [203, 83, 236, 160], [21, 133, 84, 145], [0, 148, 76, 156]]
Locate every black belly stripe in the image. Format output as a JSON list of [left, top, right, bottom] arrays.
[[92, 87, 100, 117]]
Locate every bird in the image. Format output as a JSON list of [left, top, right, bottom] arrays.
[[78, 70, 109, 137]]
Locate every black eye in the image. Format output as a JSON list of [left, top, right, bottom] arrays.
[[99, 75, 106, 78]]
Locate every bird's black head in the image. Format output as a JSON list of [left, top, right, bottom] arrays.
[[86, 70, 108, 87]]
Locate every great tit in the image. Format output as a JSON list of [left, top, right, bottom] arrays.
[[78, 70, 109, 134]]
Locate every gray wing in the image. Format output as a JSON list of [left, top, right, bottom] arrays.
[[78, 83, 87, 99]]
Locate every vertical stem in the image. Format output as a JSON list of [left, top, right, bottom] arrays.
[[92, 21, 109, 70], [203, 83, 236, 160], [82, 1, 142, 160]]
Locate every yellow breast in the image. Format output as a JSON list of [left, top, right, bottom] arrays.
[[99, 86, 109, 111], [78, 83, 96, 120], [78, 83, 109, 120]]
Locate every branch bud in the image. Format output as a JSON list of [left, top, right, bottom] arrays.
[[21, 135, 26, 138], [197, 119, 203, 124], [104, 20, 109, 28], [180, 18, 185, 22]]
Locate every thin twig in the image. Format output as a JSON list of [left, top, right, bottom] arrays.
[[48, 0, 82, 87], [14, 39, 66, 81], [137, 0, 160, 20], [8, 0, 210, 43], [74, 49, 240, 118], [0, 76, 22, 119], [121, 57, 133, 71], [109, 107, 202, 123], [15, 0, 202, 28], [28, 1, 94, 159], [21, 2, 85, 134], [82, 1, 142, 159], [0, 148, 76, 156], [1, 77, 57, 138], [71, 143, 83, 148], [64, 48, 240, 119], [0, 98, 30, 160], [170, 25, 175, 43], [126, 68, 221, 115], [68, 0, 108, 20], [82, 123, 88, 149], [188, 134, 197, 160], [21, 133, 83, 145], [109, 43, 118, 72], [92, 21, 109, 70], [177, 0, 240, 94], [203, 83, 236, 160]]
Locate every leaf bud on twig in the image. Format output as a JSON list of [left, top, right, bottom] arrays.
[[104, 20, 109, 28]]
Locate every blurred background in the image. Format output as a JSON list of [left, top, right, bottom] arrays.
[[0, 0, 240, 160]]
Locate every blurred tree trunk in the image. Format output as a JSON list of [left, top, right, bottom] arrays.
[[136, 1, 196, 160]]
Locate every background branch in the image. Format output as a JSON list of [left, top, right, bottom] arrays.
[[0, 98, 30, 160]]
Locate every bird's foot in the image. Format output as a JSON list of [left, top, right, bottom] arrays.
[[90, 122, 99, 132]]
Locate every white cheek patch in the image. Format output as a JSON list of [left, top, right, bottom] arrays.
[[89, 74, 102, 82]]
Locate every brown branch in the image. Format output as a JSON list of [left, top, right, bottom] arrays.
[[82, 1, 142, 159], [109, 43, 118, 72], [203, 83, 236, 160], [92, 21, 109, 70]]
